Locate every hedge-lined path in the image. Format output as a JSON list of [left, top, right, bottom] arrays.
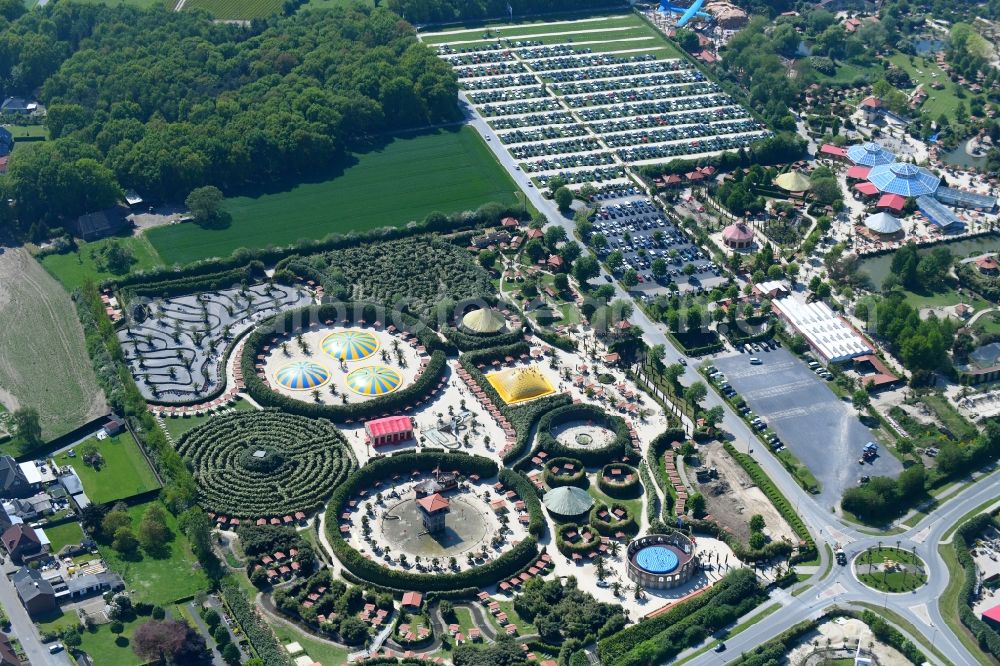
[[257, 590, 356, 652]]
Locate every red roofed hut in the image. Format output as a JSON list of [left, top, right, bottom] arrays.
[[364, 415, 414, 448]]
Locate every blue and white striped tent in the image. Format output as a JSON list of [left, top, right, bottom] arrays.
[[346, 365, 403, 396], [274, 361, 331, 391], [868, 162, 940, 197], [847, 142, 896, 167]]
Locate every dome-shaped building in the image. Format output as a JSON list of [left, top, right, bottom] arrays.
[[543, 486, 594, 520], [345, 365, 403, 396], [461, 308, 506, 334], [868, 162, 940, 197], [321, 330, 379, 361], [773, 171, 811, 193], [721, 222, 754, 249], [863, 212, 903, 238], [274, 361, 331, 391], [847, 142, 896, 167], [486, 365, 555, 405]]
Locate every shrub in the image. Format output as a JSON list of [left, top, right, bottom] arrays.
[[220, 581, 289, 666], [589, 502, 638, 538], [536, 403, 630, 466], [597, 463, 640, 498], [543, 457, 587, 488]]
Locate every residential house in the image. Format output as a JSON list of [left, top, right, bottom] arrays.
[[0, 456, 32, 499], [2, 524, 45, 563], [73, 204, 132, 242], [11, 567, 56, 618]]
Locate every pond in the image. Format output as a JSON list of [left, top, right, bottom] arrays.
[[940, 140, 989, 170], [856, 234, 1000, 288], [913, 38, 944, 55]]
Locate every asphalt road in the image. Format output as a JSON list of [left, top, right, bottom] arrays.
[[463, 96, 992, 664], [0, 565, 70, 666]]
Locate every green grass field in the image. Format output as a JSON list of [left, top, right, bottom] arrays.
[[99, 499, 210, 605], [0, 248, 108, 442], [147, 126, 520, 265], [42, 521, 85, 552], [301, 0, 372, 8], [40, 234, 164, 292], [185, 0, 283, 18], [270, 622, 350, 665], [888, 54, 987, 122], [4, 125, 47, 140], [67, 0, 171, 8], [420, 15, 640, 44], [54, 432, 161, 505], [422, 13, 684, 60], [856, 547, 927, 592]]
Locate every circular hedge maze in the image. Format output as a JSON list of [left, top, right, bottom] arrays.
[[176, 410, 354, 519]]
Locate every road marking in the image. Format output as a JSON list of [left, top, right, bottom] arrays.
[[909, 603, 932, 626], [911, 526, 931, 544], [818, 582, 846, 599]]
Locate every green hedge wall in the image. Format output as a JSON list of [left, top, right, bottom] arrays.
[[120, 262, 266, 301], [498, 468, 545, 539], [221, 580, 290, 665], [597, 463, 640, 498], [326, 452, 539, 591], [955, 513, 1000, 660], [537, 403, 629, 467], [443, 325, 525, 352], [241, 303, 447, 422], [723, 443, 816, 562], [542, 456, 587, 488], [588, 502, 638, 538], [458, 344, 572, 464], [555, 523, 602, 557]]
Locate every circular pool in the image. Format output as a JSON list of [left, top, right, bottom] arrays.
[[634, 545, 679, 574]]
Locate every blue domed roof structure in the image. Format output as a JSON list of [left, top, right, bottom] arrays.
[[274, 361, 331, 391], [322, 330, 379, 361], [868, 162, 940, 197], [346, 365, 403, 396], [847, 142, 896, 167]]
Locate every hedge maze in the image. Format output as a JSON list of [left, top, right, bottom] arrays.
[[176, 409, 354, 519]]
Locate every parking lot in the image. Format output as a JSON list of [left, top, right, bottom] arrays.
[[590, 192, 727, 294], [711, 348, 902, 509]]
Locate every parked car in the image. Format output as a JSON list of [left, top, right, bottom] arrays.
[[749, 357, 762, 365]]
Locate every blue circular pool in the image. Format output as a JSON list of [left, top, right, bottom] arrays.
[[634, 545, 679, 574]]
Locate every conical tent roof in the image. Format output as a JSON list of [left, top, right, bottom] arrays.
[[864, 212, 903, 234], [543, 486, 594, 516], [462, 308, 506, 334], [774, 171, 812, 192]]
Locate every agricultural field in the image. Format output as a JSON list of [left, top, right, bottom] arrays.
[[185, 0, 283, 19], [98, 499, 210, 605], [0, 248, 108, 442], [425, 12, 768, 188], [66, 0, 172, 8], [40, 234, 164, 292], [146, 127, 521, 265], [53, 431, 161, 505]]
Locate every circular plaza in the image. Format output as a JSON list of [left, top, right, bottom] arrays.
[[260, 324, 423, 405], [626, 533, 698, 590], [552, 421, 617, 451]]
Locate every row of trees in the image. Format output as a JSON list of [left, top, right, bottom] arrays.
[[2, 3, 459, 233]]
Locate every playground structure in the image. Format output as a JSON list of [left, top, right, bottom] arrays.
[[658, 0, 710, 27]]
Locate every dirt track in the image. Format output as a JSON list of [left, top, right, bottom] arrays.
[[691, 441, 796, 545], [0, 247, 108, 438]]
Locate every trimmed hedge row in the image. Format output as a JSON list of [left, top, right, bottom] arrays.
[[120, 262, 266, 301], [955, 513, 1000, 660], [498, 468, 545, 539], [647, 429, 686, 519], [108, 201, 524, 290], [241, 303, 447, 422], [537, 403, 629, 467], [598, 568, 764, 666], [458, 344, 572, 463], [589, 502, 637, 538], [443, 325, 525, 352], [556, 522, 602, 557], [597, 463, 640, 498], [326, 452, 539, 591], [543, 456, 587, 488], [221, 580, 290, 665], [723, 443, 816, 562]]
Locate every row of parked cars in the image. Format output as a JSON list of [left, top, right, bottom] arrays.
[[589, 106, 750, 135], [705, 363, 784, 451], [553, 71, 707, 96]]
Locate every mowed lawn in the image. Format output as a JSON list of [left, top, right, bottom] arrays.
[[0, 248, 108, 441], [40, 234, 164, 292], [160, 398, 256, 441], [185, 0, 283, 19], [42, 520, 85, 552], [147, 126, 520, 265], [54, 432, 161, 505], [98, 499, 210, 606], [888, 54, 987, 122]]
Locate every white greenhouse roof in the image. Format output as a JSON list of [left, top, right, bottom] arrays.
[[773, 296, 871, 363]]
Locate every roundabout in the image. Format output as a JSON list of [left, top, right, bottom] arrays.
[[854, 546, 928, 593]]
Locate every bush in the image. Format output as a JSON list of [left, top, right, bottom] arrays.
[[499, 468, 545, 539], [588, 502, 638, 538], [543, 457, 587, 488], [597, 463, 640, 498], [327, 452, 539, 590], [221, 581, 289, 666], [536, 403, 630, 467]]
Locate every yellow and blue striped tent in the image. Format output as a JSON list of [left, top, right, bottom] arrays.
[[322, 330, 379, 361], [274, 361, 331, 391], [346, 365, 403, 396]]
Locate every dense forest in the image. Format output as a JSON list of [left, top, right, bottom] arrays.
[[0, 3, 459, 233]]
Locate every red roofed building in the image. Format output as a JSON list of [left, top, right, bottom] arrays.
[[845, 165, 871, 181], [402, 591, 423, 609], [854, 181, 879, 197], [501, 217, 519, 228], [876, 193, 906, 212], [364, 415, 414, 448], [983, 603, 1000, 630], [416, 493, 449, 533], [525, 228, 544, 240], [547, 254, 564, 270], [818, 144, 848, 160], [2, 524, 43, 564], [860, 96, 883, 122], [976, 256, 1000, 275]]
